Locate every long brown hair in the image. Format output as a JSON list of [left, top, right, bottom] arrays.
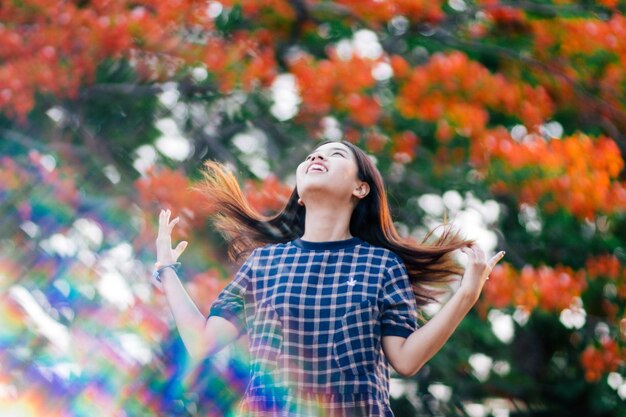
[[192, 140, 473, 308]]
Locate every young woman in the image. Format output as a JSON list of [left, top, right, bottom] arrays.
[[153, 140, 505, 416]]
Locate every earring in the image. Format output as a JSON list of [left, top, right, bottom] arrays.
[[298, 198, 304, 206]]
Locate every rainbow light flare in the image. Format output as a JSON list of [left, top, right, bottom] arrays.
[[0, 151, 257, 416]]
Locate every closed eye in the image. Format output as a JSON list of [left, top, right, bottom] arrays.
[[303, 149, 347, 161]]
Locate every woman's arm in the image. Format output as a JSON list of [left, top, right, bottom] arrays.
[[160, 268, 240, 361], [382, 285, 477, 376], [382, 243, 505, 377], [156, 209, 239, 361]]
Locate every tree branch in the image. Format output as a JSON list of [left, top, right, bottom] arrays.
[[78, 81, 217, 100], [477, 1, 609, 17]]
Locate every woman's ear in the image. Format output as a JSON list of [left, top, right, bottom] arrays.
[[353, 182, 370, 200]]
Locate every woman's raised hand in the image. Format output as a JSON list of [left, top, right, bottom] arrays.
[[459, 243, 505, 302], [156, 209, 188, 266]]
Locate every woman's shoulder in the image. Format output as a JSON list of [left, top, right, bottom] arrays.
[[249, 240, 294, 257], [237, 241, 293, 269], [355, 239, 405, 268]]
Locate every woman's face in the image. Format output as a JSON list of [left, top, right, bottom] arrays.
[[295, 142, 368, 204]]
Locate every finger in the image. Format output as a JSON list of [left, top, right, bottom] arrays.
[[461, 244, 479, 263], [460, 246, 475, 259], [470, 242, 485, 259], [174, 241, 188, 257], [169, 216, 180, 229], [158, 211, 168, 235], [488, 251, 506, 269], [160, 209, 169, 226], [163, 210, 173, 232]]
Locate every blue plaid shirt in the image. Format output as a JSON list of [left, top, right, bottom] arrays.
[[208, 237, 419, 416]]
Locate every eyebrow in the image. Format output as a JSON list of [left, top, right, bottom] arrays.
[[309, 146, 348, 155], [307, 146, 349, 158]]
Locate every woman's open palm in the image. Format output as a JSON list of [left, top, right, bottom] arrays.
[[459, 243, 505, 300], [156, 209, 188, 266]]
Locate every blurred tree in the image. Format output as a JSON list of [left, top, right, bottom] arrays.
[[1, 0, 625, 416]]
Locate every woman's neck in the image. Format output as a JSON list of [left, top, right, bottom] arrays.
[[300, 204, 353, 242]]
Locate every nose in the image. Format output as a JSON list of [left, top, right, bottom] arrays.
[[309, 151, 326, 161]]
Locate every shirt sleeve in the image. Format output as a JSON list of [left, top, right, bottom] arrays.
[[380, 256, 420, 338], [207, 248, 257, 336]]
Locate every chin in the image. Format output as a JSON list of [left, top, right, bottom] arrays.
[[300, 187, 352, 204]]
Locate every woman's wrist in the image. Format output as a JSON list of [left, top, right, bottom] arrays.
[[456, 283, 481, 306], [152, 261, 181, 283], [155, 259, 176, 267]]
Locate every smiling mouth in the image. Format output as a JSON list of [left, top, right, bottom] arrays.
[[307, 164, 328, 173]]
